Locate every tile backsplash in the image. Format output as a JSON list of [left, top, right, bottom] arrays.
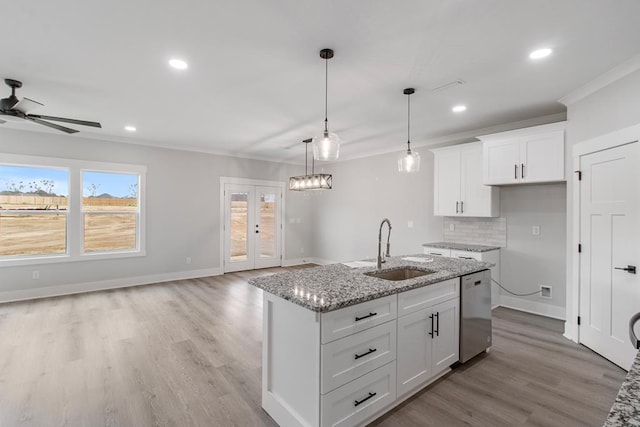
[[443, 217, 507, 247]]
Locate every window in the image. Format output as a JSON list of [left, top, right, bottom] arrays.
[[0, 165, 69, 257], [82, 171, 139, 253], [0, 154, 145, 266]]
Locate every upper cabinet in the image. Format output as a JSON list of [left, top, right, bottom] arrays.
[[431, 142, 500, 217], [478, 122, 566, 185]]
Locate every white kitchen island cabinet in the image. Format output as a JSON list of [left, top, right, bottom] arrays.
[[479, 121, 566, 185], [249, 256, 488, 427]]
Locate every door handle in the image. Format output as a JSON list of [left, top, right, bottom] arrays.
[[435, 312, 440, 337], [615, 265, 637, 274], [514, 164, 518, 180], [521, 163, 525, 179], [460, 201, 464, 214], [255, 230, 260, 234], [428, 314, 434, 338], [456, 201, 459, 214]]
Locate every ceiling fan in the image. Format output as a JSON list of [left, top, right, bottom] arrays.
[[0, 78, 102, 134]]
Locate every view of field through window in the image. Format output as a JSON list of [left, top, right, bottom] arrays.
[[0, 165, 140, 257], [230, 192, 276, 261]]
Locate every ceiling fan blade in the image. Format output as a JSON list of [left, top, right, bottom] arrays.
[[27, 114, 101, 128], [12, 97, 44, 114], [26, 116, 79, 134]]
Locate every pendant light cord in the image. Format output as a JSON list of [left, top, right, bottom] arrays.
[[324, 55, 329, 132], [407, 92, 411, 151]]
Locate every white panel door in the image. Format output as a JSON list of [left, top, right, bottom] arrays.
[[520, 131, 565, 183], [482, 139, 520, 185], [224, 184, 281, 272], [431, 298, 460, 373], [397, 308, 433, 398], [579, 141, 639, 369], [460, 145, 495, 216]]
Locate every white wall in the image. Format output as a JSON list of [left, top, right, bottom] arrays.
[[499, 184, 566, 319], [562, 67, 640, 338], [310, 150, 443, 263], [0, 128, 311, 301]]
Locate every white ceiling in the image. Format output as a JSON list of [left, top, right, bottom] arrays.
[[1, 0, 640, 163]]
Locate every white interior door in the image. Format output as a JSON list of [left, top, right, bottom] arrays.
[[579, 140, 639, 369], [224, 183, 282, 273]]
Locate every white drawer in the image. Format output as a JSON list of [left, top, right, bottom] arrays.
[[450, 249, 482, 261], [321, 320, 396, 394], [397, 278, 459, 317], [321, 295, 397, 344], [321, 361, 396, 427], [422, 247, 451, 257]]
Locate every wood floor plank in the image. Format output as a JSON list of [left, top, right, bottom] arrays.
[[0, 266, 627, 426]]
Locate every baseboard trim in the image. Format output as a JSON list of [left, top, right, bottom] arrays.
[[282, 258, 314, 267], [497, 295, 566, 320], [0, 267, 223, 304], [310, 257, 337, 266]]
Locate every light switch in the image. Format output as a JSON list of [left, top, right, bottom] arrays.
[[408, 221, 414, 228], [532, 226, 540, 236]]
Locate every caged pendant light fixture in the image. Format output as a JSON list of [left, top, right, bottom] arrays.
[[289, 138, 333, 191], [398, 88, 421, 173], [313, 48, 340, 162]]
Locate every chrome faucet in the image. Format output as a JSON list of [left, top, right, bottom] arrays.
[[377, 218, 392, 270]]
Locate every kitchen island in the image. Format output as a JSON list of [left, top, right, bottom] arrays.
[[249, 255, 492, 427], [604, 351, 640, 426]]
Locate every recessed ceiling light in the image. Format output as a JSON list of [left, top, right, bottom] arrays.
[[529, 48, 552, 60], [124, 125, 137, 132], [169, 58, 188, 70], [452, 105, 467, 113]]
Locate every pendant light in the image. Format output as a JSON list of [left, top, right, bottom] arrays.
[[313, 48, 340, 162], [289, 139, 333, 191], [398, 88, 421, 173]]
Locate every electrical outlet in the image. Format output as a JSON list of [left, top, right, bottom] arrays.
[[532, 226, 540, 236], [186, 257, 192, 264], [32, 270, 40, 280], [407, 221, 414, 228], [449, 223, 455, 231], [540, 285, 552, 298], [300, 247, 304, 254]]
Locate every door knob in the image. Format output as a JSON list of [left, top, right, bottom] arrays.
[[255, 230, 260, 234], [615, 265, 636, 274]]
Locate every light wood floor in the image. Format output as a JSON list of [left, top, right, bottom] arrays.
[[0, 266, 626, 426]]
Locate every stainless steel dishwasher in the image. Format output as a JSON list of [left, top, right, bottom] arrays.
[[460, 269, 492, 363]]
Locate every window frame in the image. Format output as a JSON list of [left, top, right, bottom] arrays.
[[0, 153, 146, 267]]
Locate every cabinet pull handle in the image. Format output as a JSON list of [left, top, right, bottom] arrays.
[[458, 256, 474, 260], [456, 201, 459, 214], [514, 164, 518, 180], [460, 201, 464, 214], [354, 348, 377, 360], [354, 392, 377, 407], [428, 314, 434, 338], [431, 252, 442, 256], [521, 163, 524, 179], [355, 312, 377, 322], [435, 312, 440, 337]]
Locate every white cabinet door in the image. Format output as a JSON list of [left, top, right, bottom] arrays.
[[520, 131, 564, 183], [482, 138, 520, 185], [460, 146, 498, 217], [396, 308, 433, 398], [431, 298, 460, 373], [433, 149, 461, 216]]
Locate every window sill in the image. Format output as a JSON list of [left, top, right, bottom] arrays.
[[0, 250, 146, 267]]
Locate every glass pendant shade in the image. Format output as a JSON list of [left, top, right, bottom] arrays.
[[398, 148, 421, 173], [313, 131, 340, 161]]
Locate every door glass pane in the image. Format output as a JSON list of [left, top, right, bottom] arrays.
[[259, 192, 276, 258], [231, 192, 248, 261]]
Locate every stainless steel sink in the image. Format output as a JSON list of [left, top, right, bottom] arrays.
[[364, 267, 434, 281]]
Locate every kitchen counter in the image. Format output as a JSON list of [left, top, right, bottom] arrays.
[[604, 352, 640, 426], [423, 241, 501, 252], [248, 254, 491, 312]]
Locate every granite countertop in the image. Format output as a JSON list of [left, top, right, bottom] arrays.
[[248, 254, 492, 313], [423, 241, 501, 252], [604, 352, 640, 426]]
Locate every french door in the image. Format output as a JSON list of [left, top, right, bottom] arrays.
[[223, 183, 282, 273], [578, 138, 639, 369]]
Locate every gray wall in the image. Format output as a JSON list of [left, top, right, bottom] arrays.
[[0, 128, 311, 296], [563, 68, 640, 335], [499, 184, 566, 311], [310, 150, 443, 262]]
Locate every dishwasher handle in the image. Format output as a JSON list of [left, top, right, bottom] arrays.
[[631, 312, 640, 349]]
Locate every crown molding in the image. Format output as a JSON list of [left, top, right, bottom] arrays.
[[559, 54, 640, 106]]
